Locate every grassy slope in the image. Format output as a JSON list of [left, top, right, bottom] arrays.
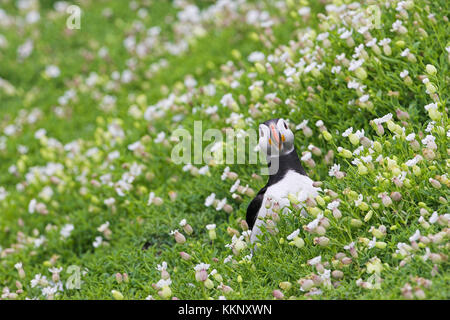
[[0, 0, 449, 299]]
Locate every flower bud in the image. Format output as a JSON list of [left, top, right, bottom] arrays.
[[302, 126, 313, 137], [195, 269, 208, 282], [111, 290, 124, 300], [314, 236, 330, 246], [292, 237, 305, 248], [272, 289, 284, 299], [159, 285, 172, 299], [425, 64, 437, 75], [429, 178, 441, 189], [204, 278, 214, 289], [173, 231, 186, 244], [279, 281, 292, 291], [351, 219, 363, 228], [180, 252, 191, 260], [341, 257, 352, 265], [322, 131, 332, 141], [332, 270, 344, 279], [299, 279, 314, 291], [183, 224, 193, 235], [391, 191, 402, 202]]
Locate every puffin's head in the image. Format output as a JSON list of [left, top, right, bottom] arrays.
[[258, 118, 294, 159]]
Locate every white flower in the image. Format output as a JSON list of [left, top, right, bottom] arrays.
[[205, 193, 216, 207], [156, 279, 172, 288], [424, 103, 437, 111], [221, 167, 230, 181], [366, 38, 377, 47], [348, 59, 364, 71], [342, 127, 353, 137], [368, 237, 376, 248], [405, 133, 415, 141], [230, 179, 240, 193], [340, 29, 352, 39], [93, 236, 103, 248], [400, 70, 409, 78], [327, 200, 340, 210], [409, 230, 421, 242], [328, 164, 340, 177], [307, 256, 321, 266], [198, 165, 209, 175], [194, 263, 210, 272], [425, 121, 435, 133], [97, 222, 110, 233], [0, 187, 8, 201], [405, 155, 423, 167], [354, 194, 363, 206], [429, 212, 438, 224], [45, 65, 61, 78], [287, 229, 300, 240], [378, 38, 391, 46], [157, 262, 168, 271], [216, 198, 227, 211], [248, 51, 265, 63], [295, 120, 308, 130], [401, 48, 410, 57], [391, 20, 404, 32], [372, 113, 392, 125], [206, 224, 216, 230], [331, 66, 341, 74], [421, 135, 435, 146], [301, 152, 312, 161], [60, 224, 74, 239]]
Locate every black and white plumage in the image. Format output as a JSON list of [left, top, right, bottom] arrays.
[[246, 118, 318, 244]]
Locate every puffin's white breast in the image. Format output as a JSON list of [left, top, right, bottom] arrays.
[[250, 170, 318, 243]]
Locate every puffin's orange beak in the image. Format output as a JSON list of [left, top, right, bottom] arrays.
[[270, 124, 281, 149]]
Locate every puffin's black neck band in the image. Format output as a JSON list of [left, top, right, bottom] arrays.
[[267, 148, 307, 185]]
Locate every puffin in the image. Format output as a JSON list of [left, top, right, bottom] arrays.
[[246, 118, 319, 244]]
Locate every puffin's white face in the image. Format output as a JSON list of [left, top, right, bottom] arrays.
[[259, 118, 294, 159]]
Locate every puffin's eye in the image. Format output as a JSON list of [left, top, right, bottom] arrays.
[[284, 121, 288, 129]]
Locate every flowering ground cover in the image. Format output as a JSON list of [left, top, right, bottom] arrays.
[[0, 0, 448, 300]]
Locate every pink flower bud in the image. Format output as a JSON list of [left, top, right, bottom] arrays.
[[332, 208, 342, 219], [390, 191, 402, 202], [179, 252, 191, 260], [302, 126, 313, 137], [305, 197, 317, 207], [272, 289, 284, 299], [410, 140, 420, 151], [423, 148, 435, 160], [380, 193, 393, 207], [315, 263, 325, 274], [223, 204, 233, 213], [429, 178, 441, 189], [219, 284, 233, 293], [161, 269, 170, 280], [195, 269, 208, 282], [341, 257, 352, 265], [183, 224, 193, 235], [173, 231, 186, 244]]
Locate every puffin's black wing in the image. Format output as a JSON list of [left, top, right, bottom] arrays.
[[246, 186, 267, 230]]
